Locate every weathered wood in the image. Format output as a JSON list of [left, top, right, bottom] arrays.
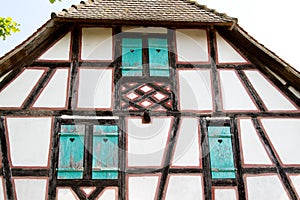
[[68, 26, 80, 110], [48, 118, 60, 200], [22, 68, 54, 109], [231, 118, 246, 200], [30, 62, 71, 68], [209, 29, 222, 113], [0, 118, 15, 200], [0, 21, 72, 77], [54, 18, 234, 29], [237, 70, 267, 112], [1, 109, 300, 118], [156, 116, 181, 200], [200, 117, 212, 200]]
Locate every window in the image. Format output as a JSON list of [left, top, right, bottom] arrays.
[[208, 126, 236, 179], [57, 124, 118, 179], [121, 36, 170, 77]]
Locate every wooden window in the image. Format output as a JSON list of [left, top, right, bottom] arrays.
[[121, 36, 169, 77], [92, 125, 118, 179], [148, 38, 169, 76], [57, 124, 118, 180], [208, 126, 236, 179], [58, 125, 85, 179], [122, 38, 143, 76]]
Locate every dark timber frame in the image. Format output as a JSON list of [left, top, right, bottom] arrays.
[[0, 23, 299, 200]]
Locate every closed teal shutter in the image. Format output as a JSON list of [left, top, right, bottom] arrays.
[[208, 126, 236, 179], [92, 125, 118, 179], [148, 38, 169, 76], [58, 125, 85, 179], [122, 38, 143, 76]]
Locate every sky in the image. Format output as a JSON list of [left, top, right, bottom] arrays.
[[0, 0, 299, 72]]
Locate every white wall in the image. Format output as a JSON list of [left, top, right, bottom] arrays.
[[33, 68, 69, 108], [176, 29, 208, 62], [38, 32, 71, 61], [81, 28, 113, 61], [260, 118, 300, 165], [172, 118, 200, 167], [216, 32, 247, 63], [245, 175, 289, 200], [14, 178, 48, 200], [245, 70, 297, 111], [0, 69, 45, 107], [165, 175, 203, 200], [128, 175, 159, 200], [238, 118, 272, 165], [77, 68, 113, 109], [6, 117, 52, 167], [219, 70, 257, 111], [178, 69, 212, 111], [127, 117, 172, 167]]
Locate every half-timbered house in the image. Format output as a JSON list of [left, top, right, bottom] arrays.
[[0, 0, 299, 199]]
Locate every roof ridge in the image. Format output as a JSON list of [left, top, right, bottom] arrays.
[[182, 0, 236, 21], [52, 0, 237, 23]]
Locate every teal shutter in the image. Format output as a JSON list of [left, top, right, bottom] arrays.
[[122, 38, 143, 76], [92, 125, 118, 179], [208, 126, 236, 179], [58, 125, 85, 179], [148, 38, 169, 76]]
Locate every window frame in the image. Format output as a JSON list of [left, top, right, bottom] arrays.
[[120, 32, 171, 77], [56, 119, 119, 181]]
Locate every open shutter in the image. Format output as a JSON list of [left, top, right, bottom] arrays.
[[208, 126, 236, 179], [92, 125, 118, 179], [148, 38, 169, 76], [122, 38, 143, 76]]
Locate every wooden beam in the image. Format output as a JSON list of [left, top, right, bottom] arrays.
[[217, 26, 300, 92], [0, 20, 72, 77]]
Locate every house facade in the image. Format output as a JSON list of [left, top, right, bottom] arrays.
[[0, 0, 299, 199]]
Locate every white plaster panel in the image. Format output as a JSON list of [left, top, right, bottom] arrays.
[[14, 178, 47, 200], [176, 29, 208, 62], [245, 175, 289, 200], [128, 176, 159, 200], [239, 119, 272, 165], [38, 32, 71, 60], [172, 118, 200, 167], [216, 33, 247, 63], [33, 69, 69, 108], [0, 69, 45, 107], [57, 188, 78, 200], [0, 177, 5, 200], [219, 70, 257, 111], [77, 69, 112, 108], [244, 70, 297, 111], [6, 117, 52, 167], [81, 28, 113, 60], [178, 70, 212, 111], [165, 175, 203, 200], [122, 26, 167, 33], [214, 188, 237, 200], [261, 118, 300, 165], [97, 188, 117, 200], [289, 175, 300, 197], [80, 187, 96, 196], [127, 118, 171, 167]]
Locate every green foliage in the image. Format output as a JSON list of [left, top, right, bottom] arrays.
[[49, 0, 62, 3], [0, 17, 20, 40]]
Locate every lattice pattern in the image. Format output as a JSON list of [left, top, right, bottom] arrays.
[[120, 82, 173, 111]]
